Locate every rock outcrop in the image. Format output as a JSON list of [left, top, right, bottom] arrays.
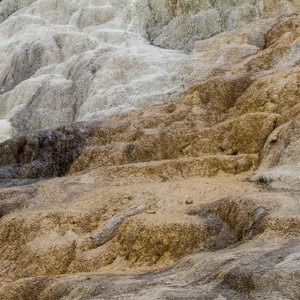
[[0, 0, 299, 138], [0, 1, 299, 299]]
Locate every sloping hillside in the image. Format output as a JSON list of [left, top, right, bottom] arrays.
[[0, 1, 299, 299]]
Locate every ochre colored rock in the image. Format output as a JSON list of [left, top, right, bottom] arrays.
[[0, 2, 300, 299]]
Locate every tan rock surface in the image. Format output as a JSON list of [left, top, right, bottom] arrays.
[[0, 4, 299, 300]]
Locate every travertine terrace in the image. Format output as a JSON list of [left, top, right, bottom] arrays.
[[0, 1, 300, 299]]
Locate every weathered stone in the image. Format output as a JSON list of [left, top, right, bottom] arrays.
[[0, 1, 299, 299]]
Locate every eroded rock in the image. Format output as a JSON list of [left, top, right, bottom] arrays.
[[0, 2, 299, 299]]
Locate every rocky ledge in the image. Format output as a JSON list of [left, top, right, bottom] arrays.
[[0, 1, 300, 299]]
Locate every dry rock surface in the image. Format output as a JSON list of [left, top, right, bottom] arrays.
[[0, 1, 300, 299]]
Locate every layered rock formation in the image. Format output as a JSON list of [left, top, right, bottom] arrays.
[[0, 0, 299, 137], [0, 1, 300, 299]]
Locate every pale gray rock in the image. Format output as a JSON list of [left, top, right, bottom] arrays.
[[0, 0, 37, 23], [0, 0, 299, 138]]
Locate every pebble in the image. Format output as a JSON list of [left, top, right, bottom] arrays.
[[185, 199, 193, 205]]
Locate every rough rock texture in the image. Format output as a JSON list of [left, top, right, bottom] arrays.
[[0, 122, 97, 181], [0, 1, 300, 299], [0, 0, 299, 138]]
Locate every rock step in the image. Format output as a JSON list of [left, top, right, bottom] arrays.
[[85, 154, 258, 186]]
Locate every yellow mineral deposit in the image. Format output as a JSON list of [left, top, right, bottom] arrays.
[[0, 0, 299, 299]]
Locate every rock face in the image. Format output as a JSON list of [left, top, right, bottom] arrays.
[[0, 1, 300, 299], [0, 122, 97, 181], [0, 0, 299, 137]]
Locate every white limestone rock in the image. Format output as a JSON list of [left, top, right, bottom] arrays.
[[0, 119, 13, 143], [0, 0, 299, 136]]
